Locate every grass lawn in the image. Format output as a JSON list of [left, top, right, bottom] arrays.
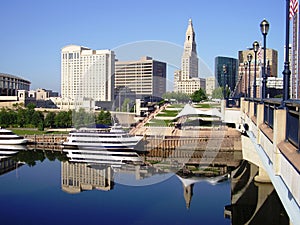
[[11, 128, 69, 135], [167, 104, 184, 108], [156, 110, 179, 117], [193, 103, 220, 108], [145, 118, 172, 127]]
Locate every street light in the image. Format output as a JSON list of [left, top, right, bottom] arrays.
[[252, 41, 259, 98], [244, 61, 248, 97], [281, 0, 291, 107], [247, 53, 253, 98], [260, 19, 270, 99], [222, 64, 227, 99]]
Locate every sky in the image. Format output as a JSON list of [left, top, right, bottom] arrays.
[[0, 0, 288, 93]]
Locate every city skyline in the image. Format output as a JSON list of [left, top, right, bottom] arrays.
[[0, 0, 287, 92]]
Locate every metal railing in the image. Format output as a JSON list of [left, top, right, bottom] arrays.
[[262, 99, 281, 130], [286, 100, 300, 150], [226, 98, 241, 108]]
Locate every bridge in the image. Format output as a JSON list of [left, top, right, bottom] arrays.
[[223, 97, 300, 225]]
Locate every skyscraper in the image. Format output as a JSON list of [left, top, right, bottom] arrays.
[[215, 56, 238, 96], [61, 45, 115, 102], [174, 19, 204, 94]]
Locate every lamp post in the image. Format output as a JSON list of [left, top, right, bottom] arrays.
[[260, 19, 270, 99], [222, 64, 227, 99], [247, 53, 253, 98], [252, 41, 259, 98], [281, 0, 291, 107], [244, 61, 248, 97]]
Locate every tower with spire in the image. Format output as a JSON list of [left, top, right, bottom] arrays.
[[174, 19, 204, 94], [182, 19, 198, 80]]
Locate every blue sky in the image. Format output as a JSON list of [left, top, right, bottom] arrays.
[[0, 0, 287, 92]]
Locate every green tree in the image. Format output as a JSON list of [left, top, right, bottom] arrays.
[[162, 91, 190, 103], [121, 98, 131, 112], [45, 112, 56, 128], [32, 111, 44, 128], [55, 111, 72, 128], [96, 110, 112, 125], [17, 108, 26, 128], [0, 108, 16, 127], [191, 88, 207, 102], [25, 103, 36, 126], [212, 87, 224, 99], [72, 108, 95, 128]]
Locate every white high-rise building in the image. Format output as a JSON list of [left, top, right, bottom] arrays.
[[181, 19, 198, 80], [61, 45, 115, 102], [174, 19, 202, 95]]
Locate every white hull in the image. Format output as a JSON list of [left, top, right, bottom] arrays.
[[0, 139, 28, 145], [64, 148, 144, 165], [62, 125, 143, 151], [0, 129, 28, 145]]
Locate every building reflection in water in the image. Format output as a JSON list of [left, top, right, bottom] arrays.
[[61, 162, 113, 193], [0, 146, 25, 176], [61, 147, 290, 224]]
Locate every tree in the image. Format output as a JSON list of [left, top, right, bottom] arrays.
[[191, 88, 207, 102], [121, 98, 131, 112], [162, 91, 190, 103], [32, 111, 44, 128], [55, 111, 72, 128], [45, 112, 56, 128], [72, 108, 95, 128], [17, 108, 26, 128], [212, 87, 224, 99], [96, 110, 112, 125]]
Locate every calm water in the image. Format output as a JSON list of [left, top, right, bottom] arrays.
[[0, 150, 289, 225]]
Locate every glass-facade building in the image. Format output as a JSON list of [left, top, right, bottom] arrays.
[[215, 56, 238, 93]]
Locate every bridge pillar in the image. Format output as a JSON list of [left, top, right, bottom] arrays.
[[221, 99, 226, 120], [254, 166, 271, 183], [273, 109, 287, 175], [249, 102, 254, 118], [256, 103, 264, 145]]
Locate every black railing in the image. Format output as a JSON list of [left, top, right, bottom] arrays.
[[263, 99, 281, 129], [252, 98, 261, 118], [226, 98, 241, 108], [286, 100, 300, 150]]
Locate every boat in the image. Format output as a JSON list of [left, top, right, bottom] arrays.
[[62, 124, 143, 150], [63, 148, 144, 166], [0, 128, 28, 145]]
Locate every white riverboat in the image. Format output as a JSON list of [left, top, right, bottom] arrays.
[[62, 124, 143, 151], [0, 129, 28, 145]]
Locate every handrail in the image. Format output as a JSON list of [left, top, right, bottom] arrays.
[[243, 98, 300, 150]]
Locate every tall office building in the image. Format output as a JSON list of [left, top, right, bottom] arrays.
[[215, 56, 238, 95], [205, 77, 216, 96], [234, 48, 278, 98], [174, 19, 203, 94], [61, 45, 115, 102], [115, 56, 166, 98]]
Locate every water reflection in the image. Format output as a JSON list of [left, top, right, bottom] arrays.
[[0, 147, 290, 224], [226, 160, 289, 225], [0, 146, 23, 176]]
